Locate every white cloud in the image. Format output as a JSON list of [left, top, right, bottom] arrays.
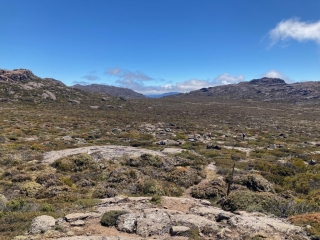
[[261, 70, 293, 83], [82, 70, 100, 81], [262, 70, 284, 79], [176, 79, 212, 91], [105, 67, 153, 81], [214, 73, 244, 85], [269, 18, 320, 46], [83, 75, 99, 81], [114, 72, 245, 95], [105, 67, 122, 75]]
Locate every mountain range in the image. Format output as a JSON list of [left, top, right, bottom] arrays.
[[175, 77, 320, 104], [1, 68, 320, 104]]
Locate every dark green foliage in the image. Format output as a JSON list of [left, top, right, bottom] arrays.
[[191, 179, 226, 200], [51, 153, 97, 172], [222, 190, 276, 213], [100, 210, 128, 227]]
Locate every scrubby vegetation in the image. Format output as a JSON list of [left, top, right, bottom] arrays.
[[1, 82, 320, 239]]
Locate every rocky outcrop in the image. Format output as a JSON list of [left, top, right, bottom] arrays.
[[0, 69, 37, 82], [22, 196, 308, 240]]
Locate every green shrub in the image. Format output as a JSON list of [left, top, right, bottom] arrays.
[[100, 210, 128, 227], [61, 177, 73, 187], [51, 153, 97, 172], [75, 199, 100, 209], [222, 190, 275, 213], [40, 203, 55, 212], [150, 194, 162, 204], [284, 173, 320, 195], [0, 211, 40, 239], [141, 180, 165, 196], [5, 198, 28, 212]]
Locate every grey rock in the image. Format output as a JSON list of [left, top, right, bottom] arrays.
[[228, 211, 305, 236], [29, 215, 55, 234], [70, 220, 86, 226], [170, 226, 190, 236], [116, 213, 142, 233], [171, 213, 219, 232], [136, 210, 171, 237], [65, 212, 100, 222]]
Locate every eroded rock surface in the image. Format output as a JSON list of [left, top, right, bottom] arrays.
[[22, 196, 308, 240]]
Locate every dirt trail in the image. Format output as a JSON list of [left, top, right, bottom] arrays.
[[43, 145, 165, 164], [183, 161, 217, 198]]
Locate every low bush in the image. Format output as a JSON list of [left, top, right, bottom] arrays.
[[11, 173, 31, 182], [51, 153, 97, 172], [221, 190, 277, 213], [100, 210, 128, 227], [40, 203, 55, 212]]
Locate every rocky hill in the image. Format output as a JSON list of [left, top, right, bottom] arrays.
[[0, 69, 112, 105], [177, 77, 320, 104], [73, 84, 146, 99]]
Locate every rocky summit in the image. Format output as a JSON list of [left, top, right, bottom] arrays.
[[179, 77, 320, 104]]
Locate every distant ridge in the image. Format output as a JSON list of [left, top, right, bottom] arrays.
[[173, 77, 320, 104], [73, 84, 146, 99], [146, 92, 180, 98]]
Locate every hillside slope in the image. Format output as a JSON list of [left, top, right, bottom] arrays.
[[0, 69, 111, 105], [178, 77, 320, 104], [73, 84, 146, 99]]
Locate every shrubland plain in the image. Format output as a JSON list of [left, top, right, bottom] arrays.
[[1, 70, 320, 239]]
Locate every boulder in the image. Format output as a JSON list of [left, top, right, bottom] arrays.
[[29, 215, 55, 234], [190, 206, 234, 222], [171, 213, 219, 232], [136, 210, 171, 237], [228, 211, 305, 237], [116, 212, 142, 233]]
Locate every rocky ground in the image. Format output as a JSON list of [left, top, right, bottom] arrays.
[[15, 196, 308, 240], [11, 145, 309, 240]]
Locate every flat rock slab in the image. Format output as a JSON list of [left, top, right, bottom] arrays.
[[161, 148, 184, 154], [65, 212, 100, 222], [43, 145, 165, 164], [70, 220, 86, 226], [170, 226, 190, 236], [55, 237, 143, 240]]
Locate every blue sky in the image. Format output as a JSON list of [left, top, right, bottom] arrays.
[[1, 0, 320, 94]]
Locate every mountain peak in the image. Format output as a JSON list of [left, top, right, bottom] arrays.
[[248, 77, 286, 85], [0, 68, 37, 82]]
